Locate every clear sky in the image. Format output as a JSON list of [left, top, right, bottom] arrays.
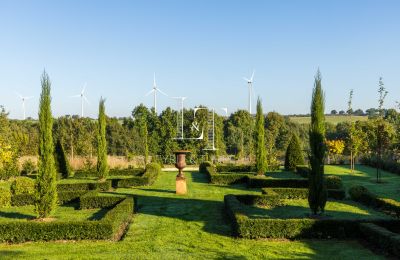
[[0, 0, 399, 119]]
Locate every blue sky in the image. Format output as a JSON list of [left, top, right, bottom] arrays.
[[0, 0, 399, 119]]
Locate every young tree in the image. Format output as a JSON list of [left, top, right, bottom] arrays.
[[376, 77, 388, 182], [255, 97, 266, 175], [347, 89, 356, 172], [54, 139, 72, 179], [284, 134, 304, 171], [308, 70, 327, 215], [35, 71, 58, 218], [97, 98, 108, 180]]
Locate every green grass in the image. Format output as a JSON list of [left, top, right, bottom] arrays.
[[246, 199, 390, 219], [0, 171, 384, 259], [289, 115, 368, 125], [0, 204, 107, 222], [325, 164, 400, 201]]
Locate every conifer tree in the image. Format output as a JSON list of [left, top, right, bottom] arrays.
[[284, 134, 304, 171], [54, 139, 71, 179], [97, 98, 108, 180], [35, 71, 58, 218], [308, 70, 327, 215], [255, 97, 267, 175]]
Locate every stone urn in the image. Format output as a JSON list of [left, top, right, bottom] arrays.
[[174, 150, 190, 195]]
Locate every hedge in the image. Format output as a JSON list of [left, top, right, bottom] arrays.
[[360, 223, 400, 257], [248, 175, 343, 190], [11, 190, 88, 206], [203, 166, 252, 185], [224, 194, 397, 239], [74, 168, 145, 178], [261, 188, 345, 200], [295, 166, 309, 178], [56, 181, 111, 192], [113, 163, 161, 188], [0, 197, 134, 243], [349, 185, 400, 218], [0, 187, 11, 207], [10, 177, 35, 195], [199, 161, 214, 174], [80, 191, 125, 209], [216, 164, 256, 173]]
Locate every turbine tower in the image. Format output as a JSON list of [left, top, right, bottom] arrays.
[[16, 93, 33, 120], [146, 73, 168, 114], [71, 84, 89, 117], [243, 71, 255, 114]]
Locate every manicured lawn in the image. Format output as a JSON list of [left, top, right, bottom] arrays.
[[325, 164, 400, 201], [0, 171, 384, 259], [246, 199, 390, 219], [0, 204, 107, 222]]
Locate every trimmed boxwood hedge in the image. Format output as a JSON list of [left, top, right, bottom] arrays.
[[295, 166, 310, 178], [224, 194, 397, 239], [57, 181, 111, 192], [349, 185, 400, 218], [261, 188, 345, 200], [0, 196, 134, 243], [112, 163, 161, 188], [216, 164, 256, 173], [248, 175, 343, 190], [360, 223, 400, 257], [204, 166, 252, 185], [80, 191, 125, 209], [11, 190, 89, 206], [199, 161, 214, 174], [74, 168, 145, 178]]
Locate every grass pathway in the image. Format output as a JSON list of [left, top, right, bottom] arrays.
[[0, 171, 385, 259]]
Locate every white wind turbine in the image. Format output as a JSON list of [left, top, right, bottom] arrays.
[[145, 73, 168, 114], [70, 83, 90, 117], [243, 70, 255, 114], [16, 92, 33, 120]]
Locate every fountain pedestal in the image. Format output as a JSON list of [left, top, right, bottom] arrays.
[[174, 150, 190, 195]]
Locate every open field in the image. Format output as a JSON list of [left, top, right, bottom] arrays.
[[288, 115, 368, 125], [0, 170, 383, 259]]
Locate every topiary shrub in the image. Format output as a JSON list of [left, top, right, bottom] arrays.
[[199, 161, 214, 174], [0, 187, 11, 207], [348, 185, 373, 202], [326, 175, 343, 189], [284, 134, 305, 171], [21, 159, 36, 176], [10, 177, 35, 195]]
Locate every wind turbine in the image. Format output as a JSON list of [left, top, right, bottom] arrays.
[[243, 70, 255, 114], [70, 83, 89, 117], [16, 92, 33, 120], [146, 73, 168, 114]]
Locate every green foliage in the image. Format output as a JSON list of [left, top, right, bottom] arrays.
[[308, 69, 327, 215], [0, 187, 11, 207], [21, 159, 36, 175], [199, 161, 214, 173], [35, 71, 58, 218], [132, 104, 149, 164], [57, 181, 111, 192], [255, 98, 267, 174], [325, 175, 343, 189], [235, 194, 283, 208], [0, 197, 133, 243], [79, 191, 125, 209], [203, 165, 251, 185], [247, 176, 308, 188], [284, 134, 304, 171], [295, 166, 310, 177], [97, 98, 109, 180], [11, 190, 88, 206], [113, 162, 161, 188], [11, 177, 35, 195], [261, 188, 345, 200], [360, 223, 400, 257], [74, 168, 144, 178], [216, 164, 255, 172], [54, 139, 72, 179]]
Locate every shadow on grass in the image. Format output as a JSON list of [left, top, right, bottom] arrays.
[[0, 211, 34, 220], [136, 188, 175, 194], [87, 208, 109, 221], [190, 172, 208, 184]]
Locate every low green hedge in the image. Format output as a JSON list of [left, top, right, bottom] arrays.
[[56, 181, 111, 192], [113, 163, 161, 188], [295, 166, 310, 178], [216, 164, 256, 173], [234, 194, 283, 208], [204, 166, 251, 185], [261, 188, 345, 200], [80, 191, 125, 209], [74, 168, 145, 178], [360, 223, 400, 257], [0, 197, 134, 243], [11, 190, 88, 206], [0, 187, 11, 207], [10, 177, 35, 195], [349, 185, 400, 218], [248, 175, 343, 189], [224, 194, 397, 239], [199, 161, 214, 174]]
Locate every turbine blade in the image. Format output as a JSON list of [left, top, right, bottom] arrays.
[[83, 95, 90, 104], [156, 88, 168, 96], [243, 77, 250, 82], [70, 94, 81, 98], [250, 70, 255, 81], [81, 83, 87, 94], [145, 89, 155, 96]]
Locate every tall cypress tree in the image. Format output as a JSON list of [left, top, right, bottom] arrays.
[[97, 98, 108, 180], [308, 69, 327, 215], [35, 71, 58, 218], [255, 97, 267, 175], [54, 139, 72, 179]]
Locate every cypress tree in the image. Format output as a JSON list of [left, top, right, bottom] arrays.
[[35, 71, 58, 218], [308, 69, 327, 215], [255, 97, 267, 175], [97, 98, 109, 180], [54, 139, 72, 179], [284, 134, 304, 171]]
